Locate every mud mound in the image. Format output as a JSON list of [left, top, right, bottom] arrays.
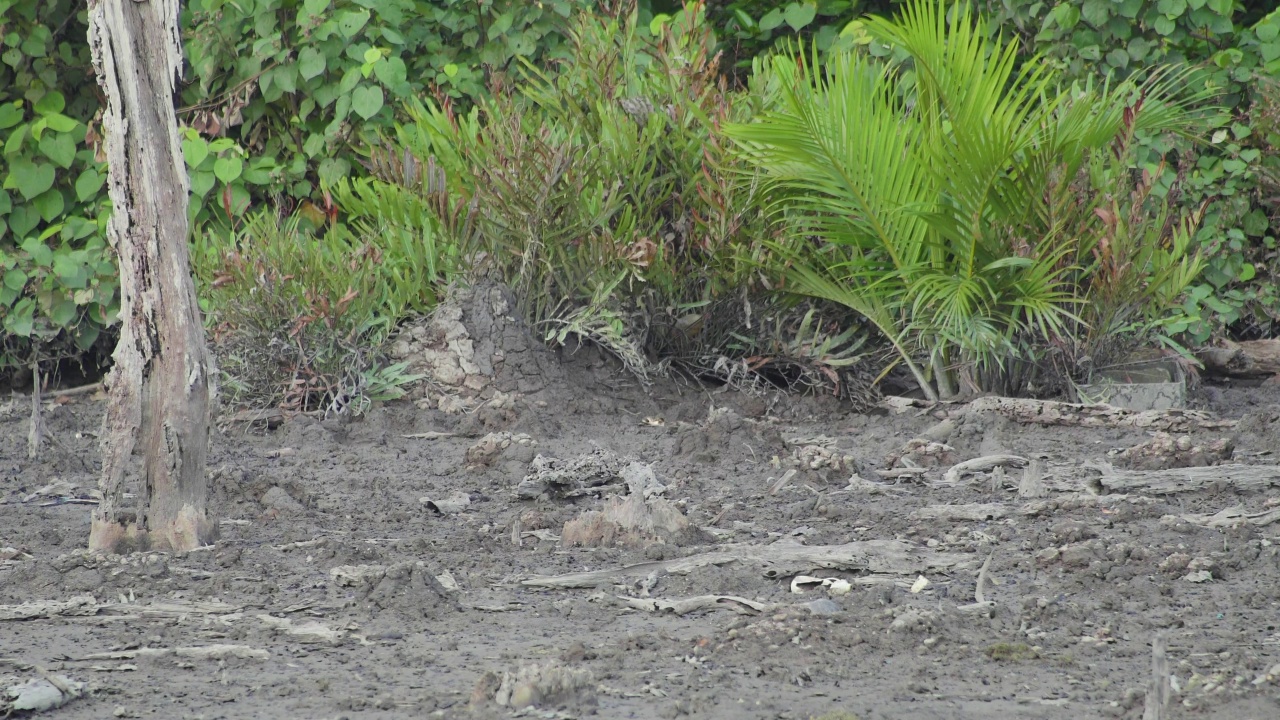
[[389, 282, 569, 410]]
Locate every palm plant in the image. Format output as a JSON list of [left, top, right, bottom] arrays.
[[726, 0, 1212, 400]]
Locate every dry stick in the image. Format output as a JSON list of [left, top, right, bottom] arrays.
[[1018, 459, 1046, 498], [1143, 633, 1171, 720], [975, 554, 993, 604], [53, 382, 104, 398], [27, 363, 44, 460]]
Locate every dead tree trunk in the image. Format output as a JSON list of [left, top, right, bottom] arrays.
[[87, 0, 216, 552]]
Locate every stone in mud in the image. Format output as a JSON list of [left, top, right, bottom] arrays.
[[260, 486, 305, 514], [329, 561, 459, 618], [515, 449, 633, 499], [561, 494, 706, 548], [491, 662, 594, 709], [1112, 432, 1233, 470]]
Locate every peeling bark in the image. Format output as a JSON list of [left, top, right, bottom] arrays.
[[87, 0, 216, 553]]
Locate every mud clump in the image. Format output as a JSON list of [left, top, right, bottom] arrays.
[[328, 561, 459, 618], [1112, 432, 1233, 470], [674, 406, 785, 463], [389, 282, 569, 411], [561, 494, 706, 548], [515, 449, 633, 500]]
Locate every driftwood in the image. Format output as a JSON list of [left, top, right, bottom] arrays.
[[74, 645, 269, 662], [1177, 505, 1280, 528], [942, 455, 1028, 484], [617, 595, 769, 615], [0, 597, 239, 621], [914, 503, 1010, 522], [965, 396, 1233, 432], [1197, 340, 1280, 378], [522, 540, 972, 588], [1086, 464, 1280, 495]]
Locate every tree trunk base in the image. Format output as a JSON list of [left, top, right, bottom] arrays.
[[89, 505, 217, 554]]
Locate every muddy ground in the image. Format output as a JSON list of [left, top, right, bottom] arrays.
[[4, 337, 1280, 719]]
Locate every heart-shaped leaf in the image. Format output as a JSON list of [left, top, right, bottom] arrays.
[[0, 101, 24, 130], [38, 132, 76, 169], [8, 158, 55, 201], [75, 168, 105, 202], [299, 47, 326, 80], [183, 136, 209, 168], [33, 188, 64, 222], [351, 85, 384, 120], [783, 3, 816, 31], [213, 156, 243, 184]]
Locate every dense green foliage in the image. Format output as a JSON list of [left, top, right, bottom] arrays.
[[0, 0, 116, 372], [180, 0, 589, 228], [357, 8, 870, 391], [191, 211, 445, 412], [729, 0, 1210, 399], [4, 0, 1278, 406]]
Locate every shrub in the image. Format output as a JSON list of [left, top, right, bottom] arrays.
[[180, 0, 591, 229], [0, 0, 117, 378], [191, 211, 450, 414], [362, 5, 874, 397], [726, 0, 1213, 400]]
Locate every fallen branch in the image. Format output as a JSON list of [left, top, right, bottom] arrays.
[[522, 540, 972, 589], [914, 504, 1010, 522], [0, 597, 99, 621], [1177, 505, 1280, 528], [1197, 340, 1280, 379], [965, 396, 1233, 432], [1087, 464, 1280, 495], [942, 455, 1027, 484], [617, 595, 769, 615], [74, 644, 269, 661], [0, 597, 238, 621]]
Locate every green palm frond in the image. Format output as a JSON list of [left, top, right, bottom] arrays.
[[726, 0, 1215, 399]]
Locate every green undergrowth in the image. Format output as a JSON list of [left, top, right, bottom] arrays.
[[727, 0, 1216, 400], [342, 5, 880, 400], [191, 211, 446, 414]]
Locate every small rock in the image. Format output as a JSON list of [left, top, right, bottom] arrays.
[[260, 486, 304, 513], [806, 599, 842, 616]]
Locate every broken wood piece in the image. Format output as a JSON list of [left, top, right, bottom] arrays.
[[975, 554, 992, 604], [1176, 505, 1280, 528], [955, 601, 997, 616], [0, 596, 99, 621], [1086, 464, 1280, 495], [1197, 339, 1280, 379], [769, 469, 798, 495], [1018, 460, 1046, 498], [97, 600, 240, 618], [1143, 633, 1171, 720], [914, 503, 1010, 522], [522, 539, 973, 589], [617, 595, 769, 615], [874, 467, 928, 480], [255, 614, 343, 645], [943, 455, 1028, 485], [74, 645, 269, 661], [965, 396, 1234, 432], [402, 431, 456, 440]]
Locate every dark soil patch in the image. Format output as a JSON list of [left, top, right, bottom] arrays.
[[3, 366, 1280, 719]]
